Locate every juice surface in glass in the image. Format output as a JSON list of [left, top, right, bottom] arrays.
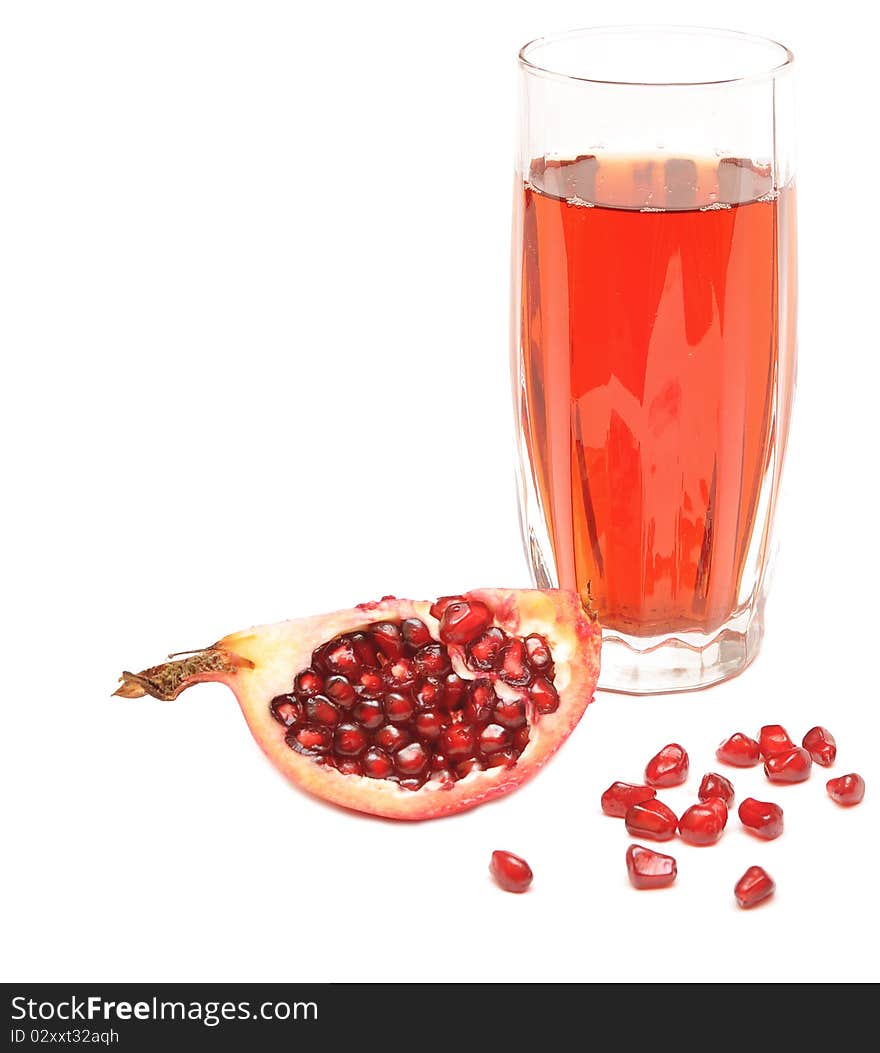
[[519, 154, 796, 637]]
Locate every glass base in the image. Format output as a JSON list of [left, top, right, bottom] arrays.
[[597, 605, 765, 694]]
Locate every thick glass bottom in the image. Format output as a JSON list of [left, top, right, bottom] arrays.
[[597, 603, 765, 694]]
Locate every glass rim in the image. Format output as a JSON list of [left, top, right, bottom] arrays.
[[518, 25, 794, 87]]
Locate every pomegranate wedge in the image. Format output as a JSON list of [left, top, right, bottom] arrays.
[[115, 588, 600, 820]]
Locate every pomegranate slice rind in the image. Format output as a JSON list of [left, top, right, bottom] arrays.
[[115, 588, 600, 820]]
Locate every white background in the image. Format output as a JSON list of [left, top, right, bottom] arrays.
[[2, 0, 878, 984]]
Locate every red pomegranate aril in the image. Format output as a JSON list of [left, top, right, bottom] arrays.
[[803, 726, 837, 767], [349, 632, 380, 670], [286, 725, 332, 755], [383, 657, 417, 689], [485, 749, 517, 769], [467, 627, 506, 671], [529, 677, 559, 715], [400, 617, 432, 650], [455, 757, 484, 778], [437, 599, 492, 645], [764, 746, 812, 784], [414, 677, 444, 709], [478, 723, 510, 755], [431, 767, 455, 787], [496, 638, 532, 686], [524, 633, 553, 671], [735, 865, 775, 909], [358, 670, 384, 697], [362, 747, 394, 779], [512, 726, 530, 752], [324, 675, 357, 706], [759, 724, 794, 759], [625, 799, 678, 841], [399, 773, 429, 791], [441, 673, 468, 711], [827, 773, 866, 806], [645, 743, 689, 788], [738, 797, 784, 839], [601, 781, 657, 818], [351, 698, 384, 730], [395, 742, 429, 776], [374, 724, 409, 753], [698, 772, 735, 807], [490, 850, 533, 893], [322, 639, 362, 679], [716, 732, 762, 767], [384, 691, 415, 724], [305, 695, 340, 727], [429, 595, 460, 620], [335, 758, 363, 776], [464, 678, 496, 725], [371, 622, 404, 661], [270, 694, 303, 728], [441, 725, 475, 760], [334, 723, 369, 757], [413, 643, 450, 678], [414, 711, 444, 741], [493, 698, 527, 730], [678, 799, 727, 846], [626, 844, 677, 890], [293, 668, 323, 699]]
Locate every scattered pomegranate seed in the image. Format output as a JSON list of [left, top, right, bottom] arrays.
[[497, 638, 532, 686], [478, 724, 510, 755], [493, 698, 527, 729], [698, 772, 735, 807], [716, 732, 762, 767], [371, 622, 404, 660], [601, 781, 657, 818], [624, 798, 678, 841], [395, 742, 429, 776], [333, 724, 369, 757], [826, 773, 866, 806], [270, 694, 303, 728], [306, 695, 340, 726], [524, 633, 553, 671], [759, 724, 794, 759], [324, 675, 357, 706], [738, 797, 784, 839], [362, 747, 394, 779], [802, 726, 837, 767], [384, 691, 416, 723], [678, 798, 728, 846], [764, 745, 812, 784], [645, 743, 689, 787], [734, 865, 775, 909], [374, 724, 409, 753], [490, 850, 533, 893], [400, 618, 431, 649], [440, 725, 475, 760], [293, 668, 323, 699], [467, 627, 506, 671], [437, 600, 492, 645], [626, 844, 677, 889], [529, 677, 560, 714]]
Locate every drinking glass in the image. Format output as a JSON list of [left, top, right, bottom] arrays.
[[511, 27, 797, 693]]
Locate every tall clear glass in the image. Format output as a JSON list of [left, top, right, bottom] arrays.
[[512, 27, 797, 693]]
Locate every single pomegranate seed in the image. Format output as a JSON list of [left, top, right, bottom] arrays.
[[321, 639, 362, 679], [349, 632, 379, 669], [430, 767, 455, 787], [479, 723, 510, 755], [351, 698, 384, 730], [362, 747, 394, 779], [512, 726, 530, 752], [529, 676, 559, 714], [645, 743, 689, 787], [440, 725, 475, 760], [382, 657, 416, 689], [493, 698, 527, 729], [734, 865, 775, 909], [455, 757, 484, 778], [270, 694, 303, 727], [601, 781, 657, 818], [324, 675, 357, 706], [678, 798, 727, 846], [374, 724, 409, 753], [399, 773, 429, 791], [624, 799, 678, 841], [358, 670, 384, 697], [440, 673, 467, 711], [759, 724, 794, 759], [371, 622, 404, 661], [429, 595, 461, 620], [335, 758, 363, 776], [467, 627, 506, 671], [334, 723, 369, 757], [306, 695, 340, 726], [626, 844, 677, 890], [485, 749, 517, 769], [803, 726, 837, 767], [437, 599, 492, 645], [430, 752, 449, 772], [384, 691, 415, 723], [414, 677, 444, 709], [293, 668, 323, 699], [286, 725, 332, 755], [826, 773, 866, 806], [464, 678, 496, 725], [414, 711, 444, 740], [764, 746, 812, 784], [716, 732, 762, 767], [413, 643, 450, 677], [395, 742, 429, 776], [698, 772, 735, 807], [524, 633, 553, 671], [400, 617, 432, 650], [738, 797, 784, 839], [496, 638, 532, 686], [490, 850, 533, 893]]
